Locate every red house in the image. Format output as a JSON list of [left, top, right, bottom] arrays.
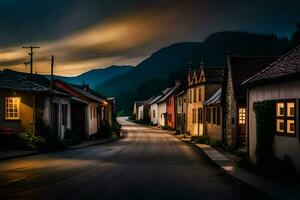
[[166, 81, 181, 129]]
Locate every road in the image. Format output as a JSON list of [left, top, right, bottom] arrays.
[[0, 117, 268, 200]]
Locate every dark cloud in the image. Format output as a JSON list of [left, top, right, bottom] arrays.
[[0, 0, 299, 75]]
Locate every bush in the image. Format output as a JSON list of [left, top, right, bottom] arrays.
[[15, 129, 46, 150], [192, 136, 223, 148]]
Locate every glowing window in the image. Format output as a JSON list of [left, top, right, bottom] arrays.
[[276, 101, 296, 136], [5, 97, 20, 120], [238, 108, 246, 125]]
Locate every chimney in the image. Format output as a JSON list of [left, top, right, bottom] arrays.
[[175, 80, 181, 86]]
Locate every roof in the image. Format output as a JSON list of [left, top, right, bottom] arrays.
[[0, 69, 67, 95], [243, 45, 300, 86], [229, 56, 279, 101], [157, 83, 182, 104], [204, 67, 225, 83], [71, 84, 106, 103], [134, 101, 146, 108], [205, 88, 222, 105], [148, 95, 163, 105]]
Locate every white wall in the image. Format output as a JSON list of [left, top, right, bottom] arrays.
[[138, 105, 144, 120], [248, 79, 300, 172], [150, 104, 158, 125], [87, 102, 99, 136], [158, 102, 166, 127]]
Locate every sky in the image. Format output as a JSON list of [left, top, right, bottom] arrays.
[[0, 0, 299, 76]]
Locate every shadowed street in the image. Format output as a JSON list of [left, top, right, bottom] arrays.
[[0, 117, 268, 200]]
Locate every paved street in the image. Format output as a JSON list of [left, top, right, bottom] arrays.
[[0, 117, 269, 200]]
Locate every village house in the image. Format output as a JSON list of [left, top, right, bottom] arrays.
[[149, 95, 163, 125], [156, 88, 173, 127], [187, 63, 224, 136], [222, 55, 278, 150], [0, 70, 71, 149], [132, 101, 145, 120], [165, 81, 182, 129], [54, 80, 109, 139], [243, 45, 300, 172], [137, 96, 155, 122], [204, 88, 223, 141], [174, 89, 187, 134]]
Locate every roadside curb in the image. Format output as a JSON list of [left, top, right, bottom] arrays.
[[0, 137, 118, 161], [171, 134, 274, 199]]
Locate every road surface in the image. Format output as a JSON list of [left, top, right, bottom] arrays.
[[0, 117, 269, 200]]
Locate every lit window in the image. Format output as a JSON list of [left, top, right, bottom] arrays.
[[276, 101, 296, 135], [5, 97, 20, 120], [238, 108, 246, 125]]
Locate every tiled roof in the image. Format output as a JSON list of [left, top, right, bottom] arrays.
[[205, 88, 222, 105], [148, 95, 162, 105], [243, 45, 300, 85], [0, 69, 67, 95], [229, 56, 279, 101], [157, 83, 182, 104]]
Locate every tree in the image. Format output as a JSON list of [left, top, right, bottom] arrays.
[[292, 22, 300, 46]]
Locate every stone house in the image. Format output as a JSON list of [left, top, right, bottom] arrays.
[[187, 63, 224, 136], [222, 55, 278, 150], [243, 45, 300, 172]]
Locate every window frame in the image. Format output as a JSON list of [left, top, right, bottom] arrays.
[[276, 100, 296, 137], [5, 97, 21, 120]]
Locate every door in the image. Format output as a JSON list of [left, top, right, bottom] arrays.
[[198, 108, 203, 135], [52, 103, 59, 135], [237, 107, 246, 147]]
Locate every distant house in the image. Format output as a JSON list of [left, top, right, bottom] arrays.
[[156, 88, 173, 127], [187, 63, 224, 136], [137, 96, 155, 122], [149, 95, 163, 125], [54, 80, 108, 138], [165, 81, 182, 129], [222, 55, 278, 150], [137, 105, 144, 120], [0, 70, 71, 143], [174, 89, 187, 134], [243, 45, 300, 172], [204, 88, 222, 141], [133, 101, 145, 120]]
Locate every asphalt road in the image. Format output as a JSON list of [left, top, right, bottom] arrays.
[[0, 117, 269, 200]]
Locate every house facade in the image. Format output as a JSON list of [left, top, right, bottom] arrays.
[[222, 55, 278, 150], [243, 45, 300, 172], [0, 70, 71, 144], [175, 90, 187, 134], [204, 88, 222, 141], [187, 64, 224, 136], [149, 95, 163, 125], [166, 81, 181, 129]]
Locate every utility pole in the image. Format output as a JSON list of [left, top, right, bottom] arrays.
[[22, 46, 40, 74], [50, 56, 54, 133]]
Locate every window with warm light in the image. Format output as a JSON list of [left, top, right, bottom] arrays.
[[238, 108, 246, 125], [5, 97, 20, 120], [276, 101, 296, 136]]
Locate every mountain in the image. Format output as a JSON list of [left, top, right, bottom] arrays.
[[51, 65, 133, 89], [96, 31, 294, 114]]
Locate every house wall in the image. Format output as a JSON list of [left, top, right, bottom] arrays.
[[205, 105, 222, 141], [0, 91, 33, 134], [43, 96, 71, 140], [150, 104, 158, 125], [248, 79, 300, 172], [157, 102, 166, 127], [138, 105, 144, 120], [175, 93, 187, 133], [87, 102, 99, 136], [166, 96, 175, 129]]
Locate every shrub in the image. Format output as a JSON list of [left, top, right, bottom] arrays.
[[253, 100, 276, 165], [15, 129, 46, 150]]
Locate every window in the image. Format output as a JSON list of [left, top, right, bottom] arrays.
[[178, 98, 182, 106], [198, 108, 203, 124], [217, 107, 221, 125], [198, 88, 202, 102], [189, 90, 192, 103], [276, 101, 296, 136], [192, 109, 196, 123], [212, 107, 216, 124], [94, 107, 97, 118], [153, 110, 155, 118], [238, 108, 246, 125], [206, 108, 211, 123], [193, 88, 197, 103], [5, 97, 20, 120], [90, 106, 93, 119], [62, 104, 68, 126], [168, 114, 172, 121]]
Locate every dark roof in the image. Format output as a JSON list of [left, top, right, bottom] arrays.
[[243, 45, 300, 86], [157, 83, 182, 104], [204, 67, 225, 83], [0, 69, 66, 95], [205, 88, 222, 105], [229, 56, 279, 101]]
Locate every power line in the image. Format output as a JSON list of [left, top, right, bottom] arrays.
[[22, 46, 40, 74]]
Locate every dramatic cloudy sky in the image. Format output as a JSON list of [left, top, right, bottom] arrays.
[[0, 0, 299, 76]]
